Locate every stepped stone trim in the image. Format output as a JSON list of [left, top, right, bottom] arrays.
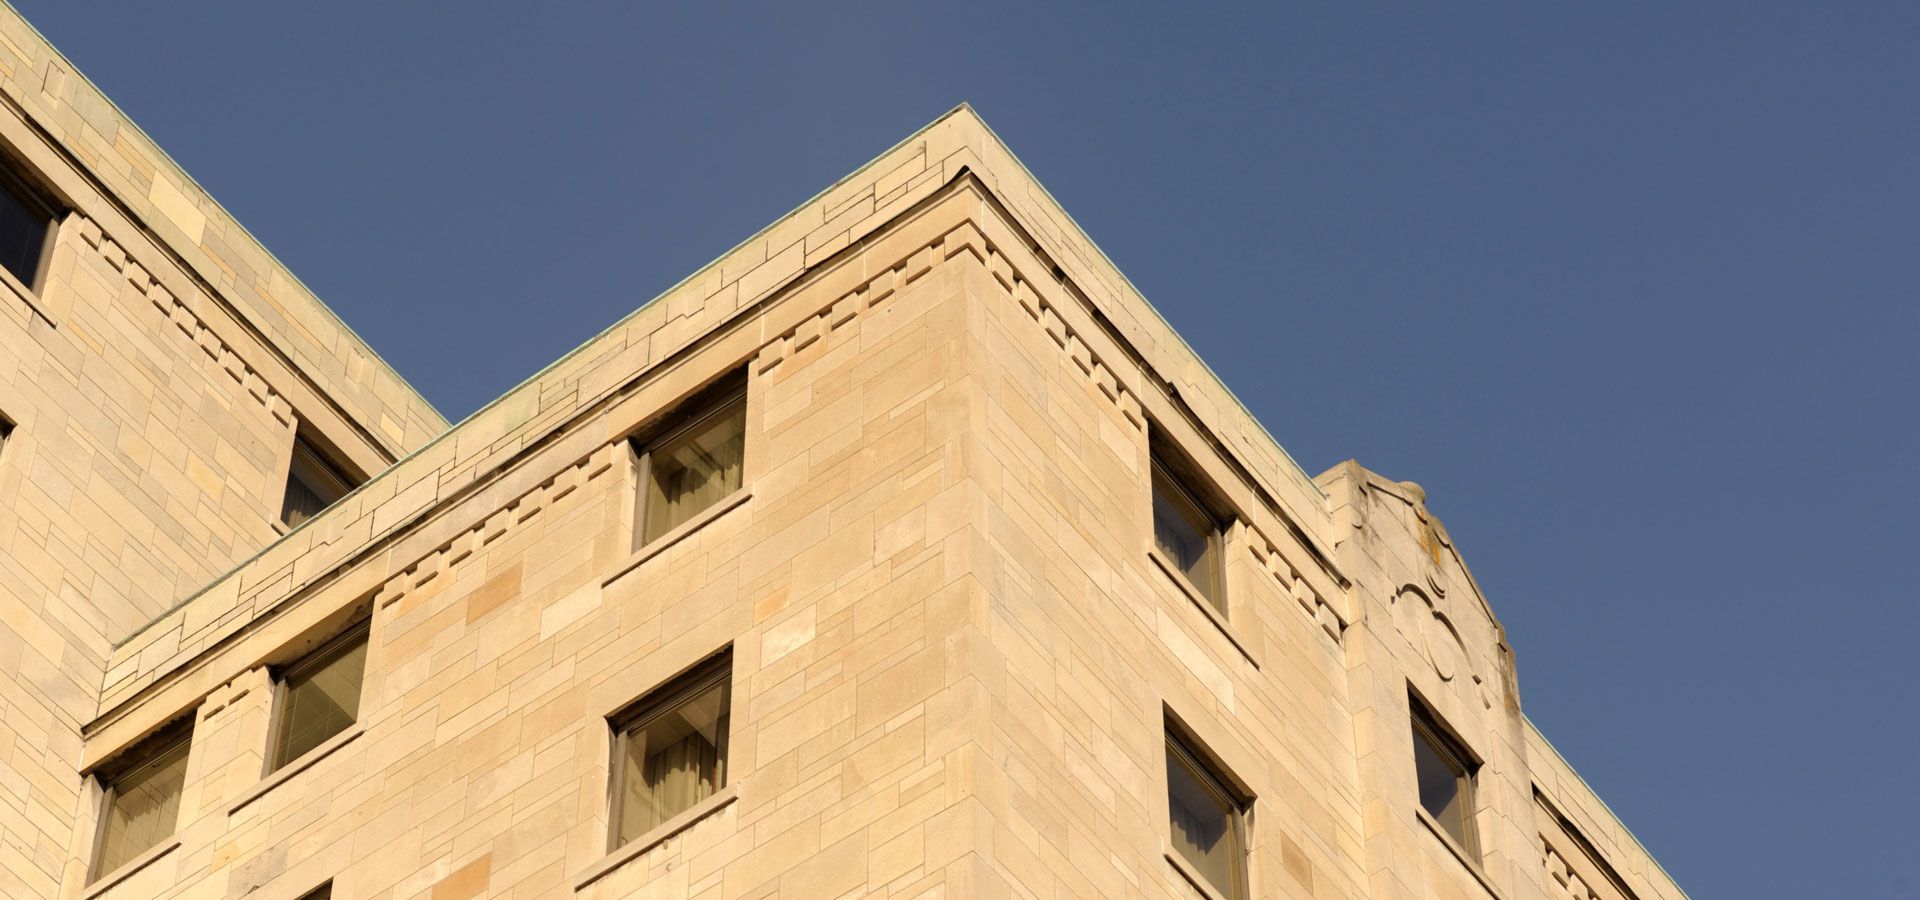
[[1248, 537, 1345, 640], [375, 442, 619, 612], [74, 213, 293, 427], [974, 214, 1346, 640], [756, 219, 986, 375], [981, 228, 1146, 430], [762, 215, 1150, 431]]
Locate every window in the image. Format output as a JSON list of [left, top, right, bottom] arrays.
[[1165, 729, 1248, 899], [609, 652, 731, 849], [0, 162, 57, 290], [91, 720, 192, 881], [295, 882, 333, 900], [1151, 450, 1226, 613], [267, 622, 369, 773], [281, 435, 356, 527], [1410, 695, 1479, 855], [631, 384, 745, 549], [0, 414, 12, 457]]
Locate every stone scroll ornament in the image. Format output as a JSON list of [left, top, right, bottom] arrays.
[[1391, 577, 1494, 710]]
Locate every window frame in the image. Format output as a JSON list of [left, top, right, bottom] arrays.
[[1149, 447, 1230, 614], [88, 718, 193, 884], [0, 160, 60, 293], [1409, 693, 1481, 857], [281, 434, 358, 528], [629, 380, 748, 552], [605, 650, 733, 852], [1163, 726, 1251, 900], [263, 620, 371, 775]]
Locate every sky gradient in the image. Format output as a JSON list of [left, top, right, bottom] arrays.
[[14, 3, 1915, 897]]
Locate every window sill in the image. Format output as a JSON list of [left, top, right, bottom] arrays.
[[1148, 547, 1259, 668], [227, 725, 364, 815], [1415, 808, 1506, 900], [0, 262, 53, 326], [574, 786, 738, 890], [82, 836, 180, 899], [602, 488, 752, 587], [1162, 846, 1235, 900]]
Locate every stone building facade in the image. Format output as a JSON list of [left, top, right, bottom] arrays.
[[0, 6, 1686, 900]]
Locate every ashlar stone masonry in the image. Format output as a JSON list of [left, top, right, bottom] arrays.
[[0, 6, 1686, 899]]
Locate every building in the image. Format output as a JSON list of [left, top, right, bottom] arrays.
[[0, 7, 1688, 900]]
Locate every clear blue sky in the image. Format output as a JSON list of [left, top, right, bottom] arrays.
[[17, 3, 1914, 896]]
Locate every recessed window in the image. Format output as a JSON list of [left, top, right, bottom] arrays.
[[281, 435, 357, 528], [91, 720, 192, 881], [1410, 695, 1479, 855], [268, 622, 369, 773], [632, 384, 745, 549], [1165, 729, 1249, 899], [1151, 450, 1227, 613], [0, 414, 12, 457], [295, 882, 333, 900], [0, 163, 58, 290], [609, 652, 731, 849]]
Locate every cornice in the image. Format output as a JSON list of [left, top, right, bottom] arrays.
[[85, 116, 1355, 745]]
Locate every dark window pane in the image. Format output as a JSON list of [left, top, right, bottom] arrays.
[[0, 175, 50, 286], [1152, 462, 1222, 610], [616, 675, 729, 845], [1159, 756, 1236, 894], [272, 631, 368, 771], [95, 729, 190, 878], [282, 473, 328, 527], [640, 396, 745, 544], [282, 438, 355, 527], [1411, 715, 1476, 853]]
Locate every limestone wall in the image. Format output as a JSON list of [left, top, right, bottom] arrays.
[[955, 195, 1366, 898], [1323, 464, 1544, 900], [0, 6, 449, 894], [68, 189, 1011, 899], [97, 106, 1339, 736], [65, 168, 1363, 898], [42, 94, 1687, 900]]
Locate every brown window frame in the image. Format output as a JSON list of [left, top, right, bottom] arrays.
[[1409, 693, 1481, 857], [1164, 726, 1251, 900], [1149, 443, 1230, 614], [88, 717, 193, 883], [606, 649, 733, 852], [0, 160, 61, 293], [263, 620, 371, 775], [629, 377, 747, 552]]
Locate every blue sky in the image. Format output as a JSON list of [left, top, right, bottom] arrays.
[[16, 3, 1915, 896]]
